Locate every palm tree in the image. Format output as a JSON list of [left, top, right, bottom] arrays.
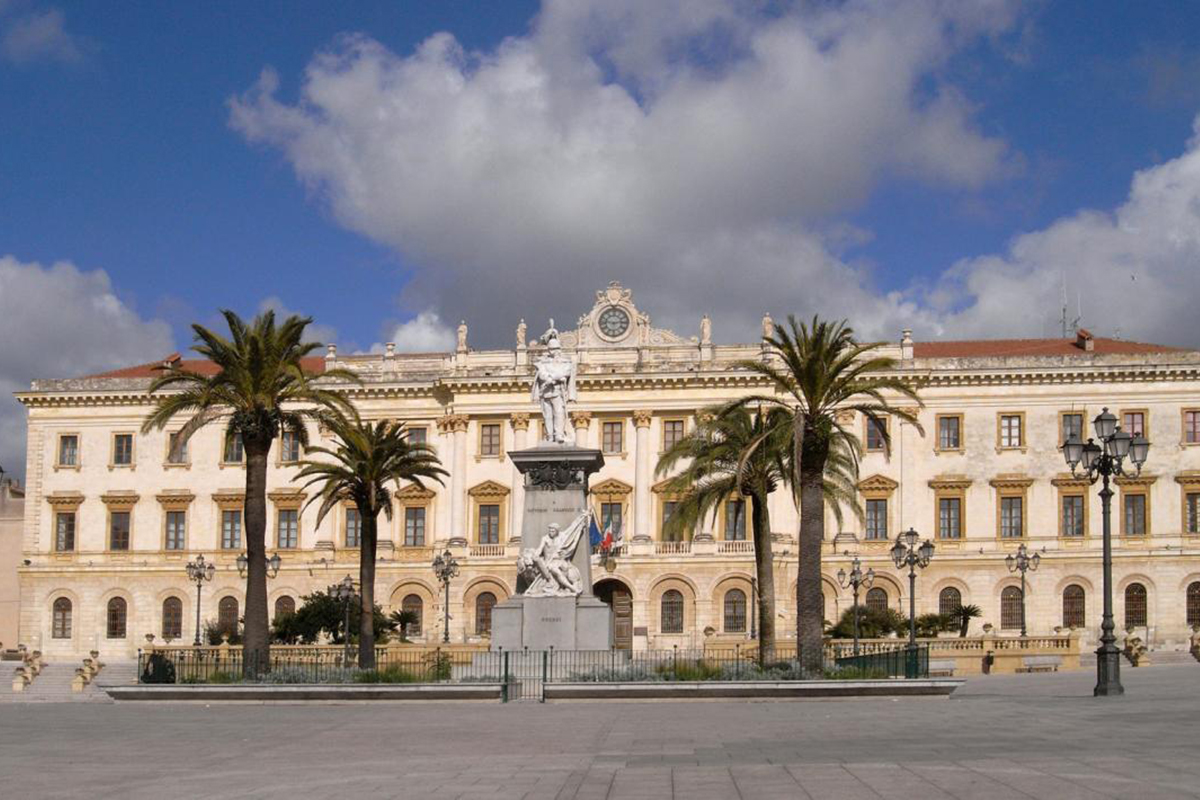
[[296, 410, 446, 668], [737, 316, 922, 673], [142, 310, 356, 675], [657, 405, 790, 664]]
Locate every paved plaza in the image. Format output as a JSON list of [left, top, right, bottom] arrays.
[[1, 665, 1198, 799]]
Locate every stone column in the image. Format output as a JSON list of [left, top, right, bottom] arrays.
[[439, 414, 469, 545], [570, 410, 593, 449], [509, 413, 530, 544], [633, 410, 653, 542]]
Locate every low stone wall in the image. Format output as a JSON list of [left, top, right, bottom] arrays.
[[543, 680, 963, 701], [105, 683, 504, 702]]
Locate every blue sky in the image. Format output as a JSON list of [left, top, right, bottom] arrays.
[[3, 1, 1200, 475]]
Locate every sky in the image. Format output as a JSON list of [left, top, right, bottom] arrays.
[[2, 0, 1200, 479]]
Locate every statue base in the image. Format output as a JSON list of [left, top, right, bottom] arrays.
[[491, 595, 612, 651]]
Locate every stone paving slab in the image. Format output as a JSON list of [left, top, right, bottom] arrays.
[[1, 665, 1198, 798]]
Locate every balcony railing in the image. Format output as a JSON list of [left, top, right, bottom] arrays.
[[717, 540, 755, 554], [655, 541, 691, 555], [469, 544, 506, 558]]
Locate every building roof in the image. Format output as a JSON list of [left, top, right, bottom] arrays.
[[912, 336, 1181, 359], [83, 354, 328, 380]]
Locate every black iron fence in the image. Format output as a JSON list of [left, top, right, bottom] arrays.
[[833, 644, 929, 678]]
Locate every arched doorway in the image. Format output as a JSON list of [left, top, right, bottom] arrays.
[[594, 579, 633, 650]]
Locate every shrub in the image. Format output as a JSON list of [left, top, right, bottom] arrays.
[[353, 665, 421, 684], [828, 606, 907, 638]]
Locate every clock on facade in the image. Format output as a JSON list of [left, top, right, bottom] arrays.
[[598, 306, 631, 339]]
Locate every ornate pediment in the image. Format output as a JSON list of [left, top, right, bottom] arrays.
[[652, 477, 681, 494], [1175, 471, 1200, 488], [396, 483, 437, 501], [989, 474, 1034, 490], [1115, 474, 1158, 488], [552, 282, 689, 349], [857, 474, 899, 494], [468, 480, 510, 499], [927, 475, 972, 491], [591, 478, 633, 497]]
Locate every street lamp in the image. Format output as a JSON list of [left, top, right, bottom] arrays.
[[890, 527, 934, 678], [184, 554, 216, 646], [329, 575, 357, 665], [1063, 406, 1150, 697], [432, 549, 460, 644], [236, 552, 281, 579], [837, 557, 875, 656], [1005, 543, 1041, 638]]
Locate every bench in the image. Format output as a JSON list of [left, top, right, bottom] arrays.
[[928, 659, 956, 677], [1017, 655, 1062, 673]]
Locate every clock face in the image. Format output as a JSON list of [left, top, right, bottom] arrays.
[[598, 306, 630, 339]]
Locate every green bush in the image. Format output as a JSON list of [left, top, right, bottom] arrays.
[[656, 659, 724, 681], [424, 650, 452, 681], [353, 665, 421, 684], [822, 665, 889, 680], [827, 606, 907, 638]]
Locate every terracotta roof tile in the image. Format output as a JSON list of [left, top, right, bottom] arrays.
[[84, 355, 327, 380], [913, 337, 1182, 359]]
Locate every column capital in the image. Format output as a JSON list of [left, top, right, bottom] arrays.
[[509, 412, 531, 431], [633, 410, 653, 428], [437, 414, 469, 434], [570, 410, 593, 429]]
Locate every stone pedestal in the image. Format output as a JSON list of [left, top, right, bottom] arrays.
[[491, 445, 613, 651]]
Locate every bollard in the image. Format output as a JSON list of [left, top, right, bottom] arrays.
[[501, 650, 509, 704]]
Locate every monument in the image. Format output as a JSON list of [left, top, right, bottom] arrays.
[[491, 322, 613, 651]]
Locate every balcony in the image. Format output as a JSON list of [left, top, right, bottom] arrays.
[[717, 540, 755, 554], [654, 541, 691, 555], [469, 544, 506, 558]]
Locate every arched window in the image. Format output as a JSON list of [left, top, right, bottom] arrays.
[[475, 592, 497, 636], [217, 596, 239, 638], [52, 597, 72, 639], [865, 587, 888, 613], [274, 596, 295, 619], [106, 597, 127, 639], [1188, 582, 1200, 629], [162, 597, 183, 640], [1000, 587, 1024, 630], [1124, 583, 1147, 628], [1062, 585, 1085, 629], [661, 589, 684, 633], [723, 589, 747, 633], [401, 594, 423, 638], [938, 587, 962, 616]]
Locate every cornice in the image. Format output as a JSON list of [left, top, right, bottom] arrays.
[[1115, 474, 1158, 488], [988, 474, 1034, 490], [927, 475, 972, 490]]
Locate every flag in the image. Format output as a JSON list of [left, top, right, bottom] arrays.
[[600, 520, 614, 551], [588, 512, 603, 550]]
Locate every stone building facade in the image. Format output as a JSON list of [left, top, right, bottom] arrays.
[[0, 476, 25, 649], [13, 284, 1200, 659]]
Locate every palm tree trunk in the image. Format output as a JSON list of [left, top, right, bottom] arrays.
[[358, 506, 377, 669], [750, 491, 775, 666], [797, 428, 828, 674], [242, 438, 271, 677]]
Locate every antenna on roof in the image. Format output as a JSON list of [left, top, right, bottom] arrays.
[[1059, 274, 1082, 338]]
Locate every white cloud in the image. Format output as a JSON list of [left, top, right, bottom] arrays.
[[376, 310, 455, 353], [0, 256, 175, 481], [1, 8, 84, 65], [229, 0, 1200, 349]]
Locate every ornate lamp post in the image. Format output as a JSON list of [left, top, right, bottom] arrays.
[[890, 528, 934, 678], [236, 551, 281, 579], [432, 549, 460, 644], [1063, 407, 1150, 697], [1005, 543, 1041, 638], [329, 575, 357, 665], [837, 557, 875, 656], [184, 554, 215, 646]]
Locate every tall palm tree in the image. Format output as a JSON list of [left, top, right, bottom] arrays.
[[737, 316, 922, 673], [657, 405, 863, 665], [142, 310, 356, 675], [296, 410, 446, 668]]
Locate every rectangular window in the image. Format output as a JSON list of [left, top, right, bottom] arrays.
[[1062, 495, 1085, 538], [602, 421, 624, 454], [661, 500, 681, 541], [165, 510, 186, 550], [865, 499, 888, 540], [1000, 496, 1023, 538], [866, 418, 887, 451], [725, 499, 747, 541], [221, 510, 242, 550], [1187, 493, 1200, 535], [1122, 411, 1146, 437], [938, 497, 961, 539], [58, 434, 78, 466], [112, 434, 134, 466], [277, 509, 298, 549], [663, 420, 685, 451], [478, 504, 500, 544], [404, 507, 426, 546], [1061, 413, 1084, 445], [1185, 411, 1200, 445], [480, 423, 501, 457], [407, 427, 427, 446], [110, 511, 131, 550], [936, 415, 961, 450], [1123, 494, 1147, 536], [280, 430, 301, 463], [55, 512, 76, 552], [223, 431, 244, 463], [599, 502, 622, 536], [999, 415, 1023, 448], [167, 432, 188, 464], [345, 508, 361, 548]]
